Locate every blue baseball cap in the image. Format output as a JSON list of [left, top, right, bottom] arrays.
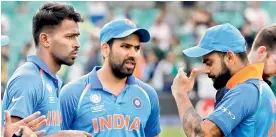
[[183, 23, 246, 57], [100, 19, 150, 45], [1, 35, 9, 46]]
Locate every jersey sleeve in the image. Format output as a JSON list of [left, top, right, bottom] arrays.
[[3, 74, 43, 119], [139, 81, 161, 137], [60, 82, 82, 130], [206, 82, 259, 136]]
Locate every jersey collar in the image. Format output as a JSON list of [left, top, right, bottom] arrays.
[[226, 63, 264, 89], [27, 55, 59, 80]]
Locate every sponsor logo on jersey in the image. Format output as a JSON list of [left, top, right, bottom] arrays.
[[217, 106, 235, 119]]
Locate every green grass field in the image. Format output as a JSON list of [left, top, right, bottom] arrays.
[[160, 126, 187, 137]]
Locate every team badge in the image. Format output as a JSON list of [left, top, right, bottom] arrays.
[[90, 94, 101, 104], [46, 83, 55, 103], [46, 84, 53, 94], [125, 19, 136, 28], [132, 97, 142, 109]]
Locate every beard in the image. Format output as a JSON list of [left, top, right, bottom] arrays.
[[208, 61, 232, 90], [55, 55, 74, 66], [109, 52, 136, 79], [54, 55, 74, 66]]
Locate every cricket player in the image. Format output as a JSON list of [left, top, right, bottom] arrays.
[[2, 3, 91, 137], [60, 19, 161, 137], [171, 23, 275, 137], [248, 24, 276, 87], [1, 36, 46, 137]]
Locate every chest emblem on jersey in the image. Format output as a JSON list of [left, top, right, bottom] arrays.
[[90, 94, 105, 112], [132, 97, 142, 109], [46, 84, 55, 103], [90, 94, 102, 104]]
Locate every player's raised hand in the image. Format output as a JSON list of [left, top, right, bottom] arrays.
[[171, 67, 198, 99], [3, 111, 46, 137]]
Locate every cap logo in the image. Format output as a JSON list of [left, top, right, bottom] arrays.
[[125, 19, 136, 28]]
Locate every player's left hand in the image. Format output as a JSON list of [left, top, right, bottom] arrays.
[[171, 67, 198, 99], [3, 111, 46, 137]]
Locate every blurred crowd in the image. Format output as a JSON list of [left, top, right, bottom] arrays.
[[1, 1, 276, 109]]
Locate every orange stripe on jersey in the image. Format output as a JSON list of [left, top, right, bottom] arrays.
[[83, 84, 91, 93], [40, 69, 43, 74], [77, 84, 91, 112], [39, 69, 45, 85], [268, 119, 275, 137]]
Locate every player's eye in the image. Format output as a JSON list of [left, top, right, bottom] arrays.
[[121, 45, 130, 49], [206, 61, 212, 66], [66, 36, 74, 39], [134, 46, 141, 51]]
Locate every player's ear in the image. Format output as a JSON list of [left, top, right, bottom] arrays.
[[225, 51, 236, 65], [101, 43, 110, 58], [40, 32, 50, 48], [257, 46, 267, 59]]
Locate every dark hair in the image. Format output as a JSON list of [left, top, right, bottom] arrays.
[[32, 2, 83, 46], [107, 38, 114, 48], [252, 24, 276, 52], [216, 51, 249, 63]]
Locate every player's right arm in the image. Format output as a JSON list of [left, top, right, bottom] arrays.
[[2, 74, 43, 123]]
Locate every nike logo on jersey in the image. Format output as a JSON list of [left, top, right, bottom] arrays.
[[12, 96, 24, 102]]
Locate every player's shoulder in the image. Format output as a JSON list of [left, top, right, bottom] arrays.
[[230, 79, 259, 93], [135, 78, 156, 92], [135, 78, 159, 99], [226, 79, 259, 104], [60, 73, 89, 97], [8, 62, 42, 86]]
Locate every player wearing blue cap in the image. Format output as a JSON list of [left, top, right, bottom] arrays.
[[60, 19, 161, 137], [171, 23, 275, 137], [2, 3, 91, 137]]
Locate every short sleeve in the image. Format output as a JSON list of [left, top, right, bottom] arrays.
[[206, 83, 259, 136], [2, 74, 43, 119]]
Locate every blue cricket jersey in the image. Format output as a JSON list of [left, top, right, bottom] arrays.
[[206, 63, 276, 137], [2, 55, 63, 136], [60, 66, 161, 137]]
